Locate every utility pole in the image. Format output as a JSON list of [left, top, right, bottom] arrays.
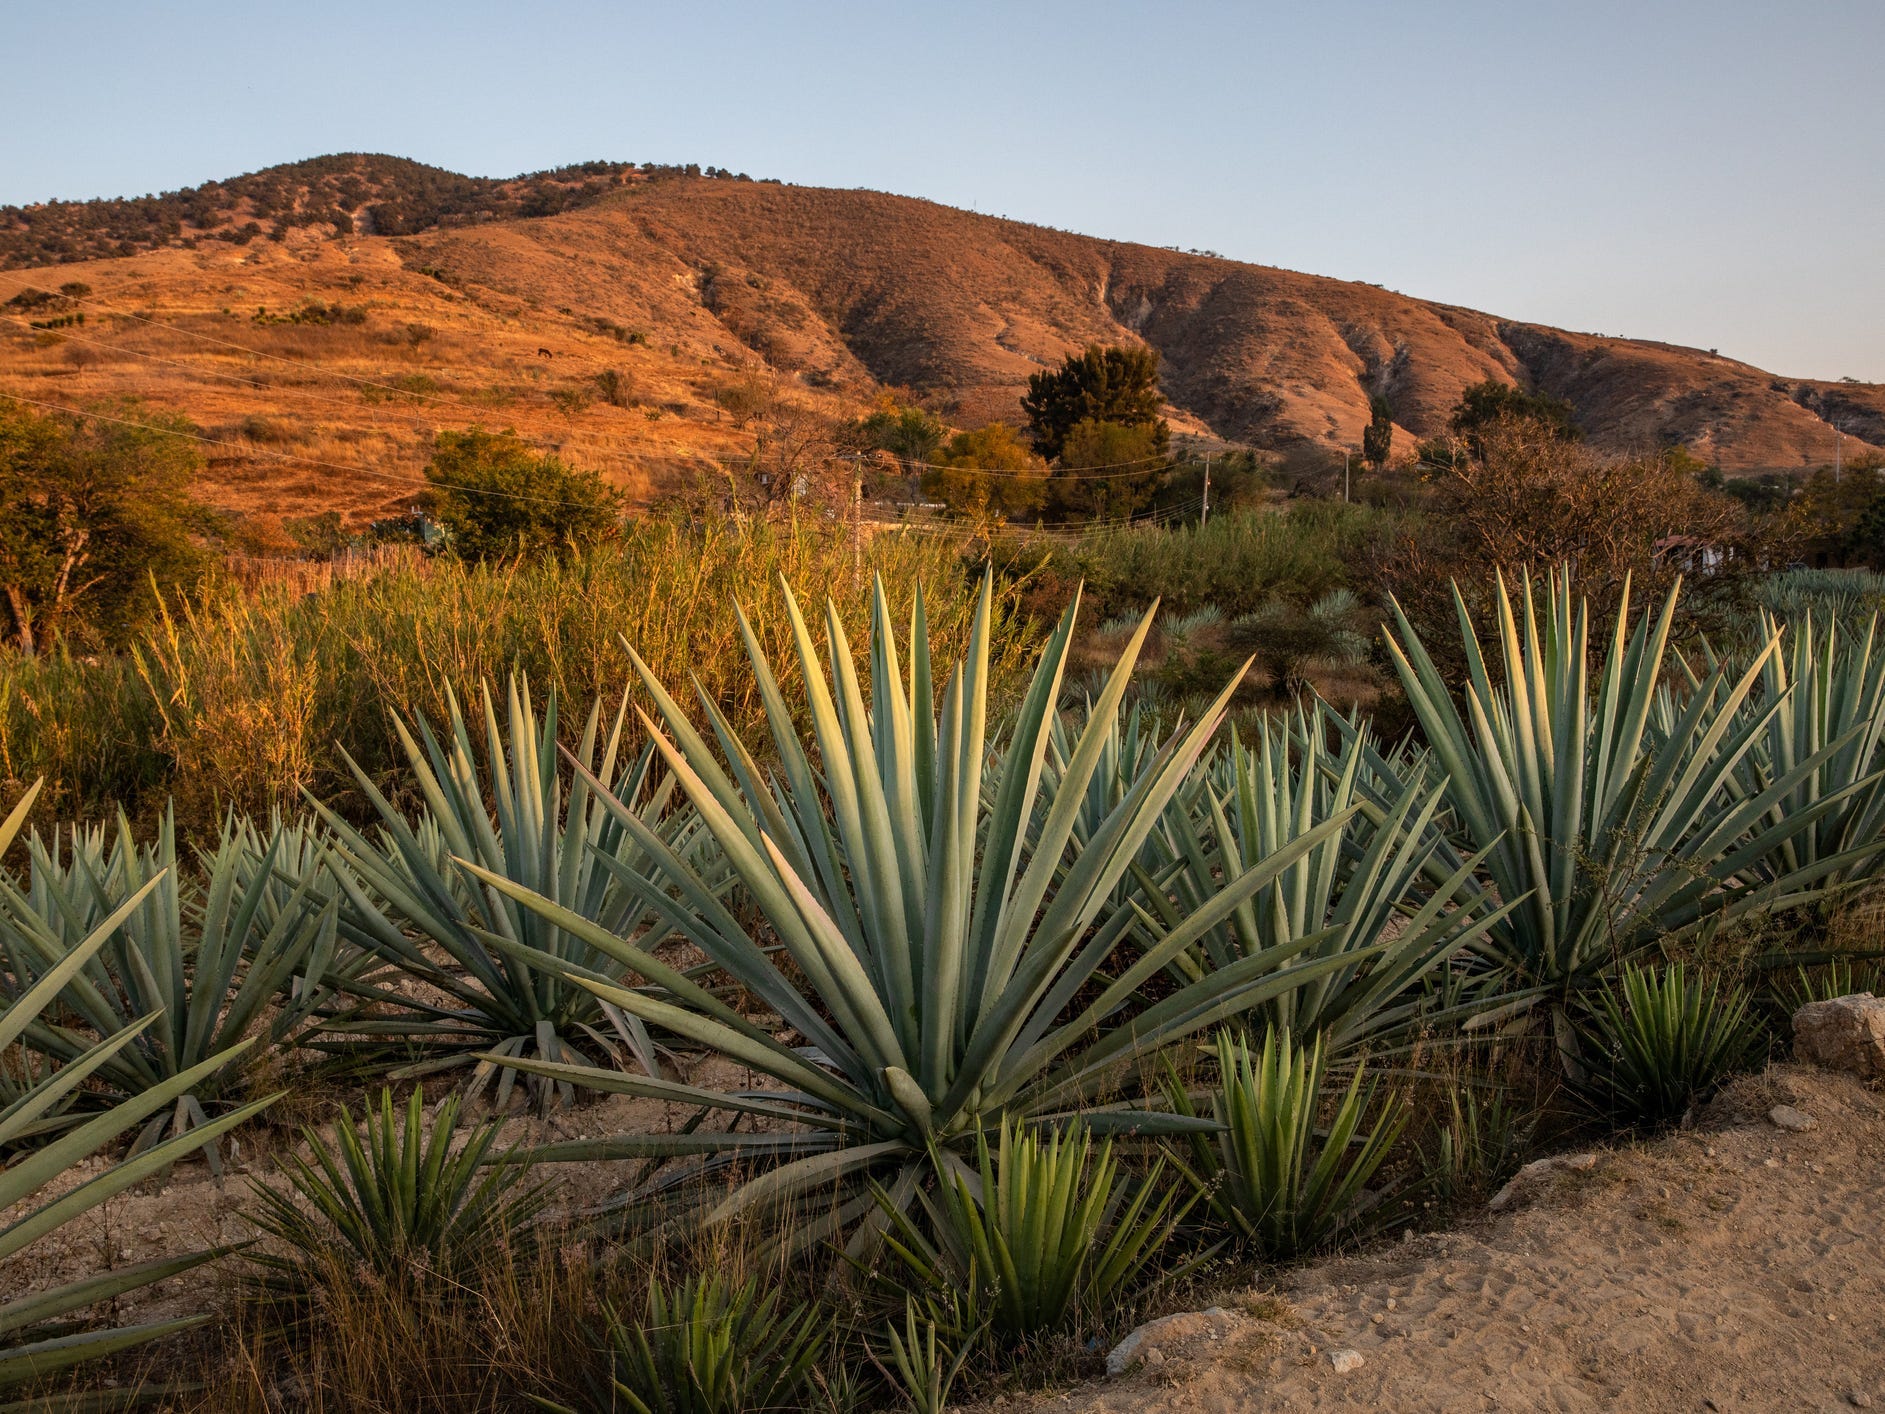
[[1200, 453, 1211, 527], [1835, 423, 1844, 483], [852, 454, 864, 590], [1344, 451, 1351, 503]]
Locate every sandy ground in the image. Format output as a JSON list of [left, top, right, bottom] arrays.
[[1029, 1063, 1883, 1414]]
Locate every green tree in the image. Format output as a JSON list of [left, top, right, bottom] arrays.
[[923, 422, 1047, 518], [854, 397, 946, 464], [1448, 379, 1580, 448], [1362, 395, 1394, 470], [422, 429, 621, 561], [0, 397, 212, 652], [1021, 344, 1170, 461], [1048, 418, 1167, 521]]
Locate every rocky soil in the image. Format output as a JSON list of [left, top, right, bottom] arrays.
[[1036, 1063, 1883, 1414]]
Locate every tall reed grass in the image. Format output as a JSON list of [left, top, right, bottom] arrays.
[[1044, 502, 1398, 616], [0, 514, 1025, 836]]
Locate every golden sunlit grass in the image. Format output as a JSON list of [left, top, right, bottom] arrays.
[[0, 233, 858, 544]]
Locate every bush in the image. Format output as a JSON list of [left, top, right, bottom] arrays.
[[422, 429, 621, 560]]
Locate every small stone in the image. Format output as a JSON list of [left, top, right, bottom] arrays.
[[1768, 1105, 1819, 1133], [1846, 1392, 1873, 1408], [1329, 1349, 1365, 1374], [1143, 1348, 1165, 1367], [1385, 1298, 1396, 1310], [1371, 1312, 1385, 1324], [1763, 1157, 1781, 1168]]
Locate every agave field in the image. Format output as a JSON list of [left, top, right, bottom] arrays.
[[3, 561, 1884, 1411]]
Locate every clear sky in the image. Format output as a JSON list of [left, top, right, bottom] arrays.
[[4, 1, 1880, 380]]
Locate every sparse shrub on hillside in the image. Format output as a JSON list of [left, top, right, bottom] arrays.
[[1362, 394, 1394, 469], [422, 428, 620, 560], [1445, 378, 1581, 449], [547, 386, 591, 417], [593, 367, 638, 407], [712, 372, 774, 427]]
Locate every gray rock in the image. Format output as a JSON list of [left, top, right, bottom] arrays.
[[1329, 1348, 1366, 1374], [1488, 1152, 1600, 1211], [1793, 993, 1885, 1080], [1768, 1104, 1819, 1132], [1105, 1307, 1236, 1377]]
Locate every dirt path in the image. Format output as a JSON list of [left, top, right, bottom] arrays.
[[1045, 1064, 1883, 1414]]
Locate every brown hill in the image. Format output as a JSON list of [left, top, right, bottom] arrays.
[[1, 155, 1878, 534]]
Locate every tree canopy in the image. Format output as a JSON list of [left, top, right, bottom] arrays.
[[0, 397, 212, 652], [1021, 344, 1170, 463], [1447, 379, 1581, 447], [422, 429, 621, 561], [922, 422, 1046, 518]]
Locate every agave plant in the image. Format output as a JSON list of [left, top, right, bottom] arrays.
[[0, 806, 338, 1164], [549, 1275, 829, 1414], [1387, 571, 1868, 1050], [1577, 961, 1762, 1127], [1, 785, 278, 1403], [874, 1292, 985, 1414], [1141, 703, 1514, 1054], [247, 1086, 549, 1299], [1713, 610, 1885, 889], [1164, 1028, 1405, 1261], [469, 576, 1359, 1237], [311, 677, 722, 1109], [878, 1118, 1187, 1341]]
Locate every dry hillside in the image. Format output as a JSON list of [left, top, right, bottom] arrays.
[[1, 155, 1879, 536]]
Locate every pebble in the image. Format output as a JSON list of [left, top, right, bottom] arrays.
[[1768, 1105, 1819, 1133], [1329, 1349, 1365, 1374], [1848, 1392, 1874, 1408]]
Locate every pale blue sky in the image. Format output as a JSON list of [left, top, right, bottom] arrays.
[[4, 1, 1879, 380]]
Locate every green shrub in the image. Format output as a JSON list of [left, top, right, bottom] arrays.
[[1577, 962, 1762, 1127], [423, 428, 620, 560], [1419, 1085, 1536, 1207]]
